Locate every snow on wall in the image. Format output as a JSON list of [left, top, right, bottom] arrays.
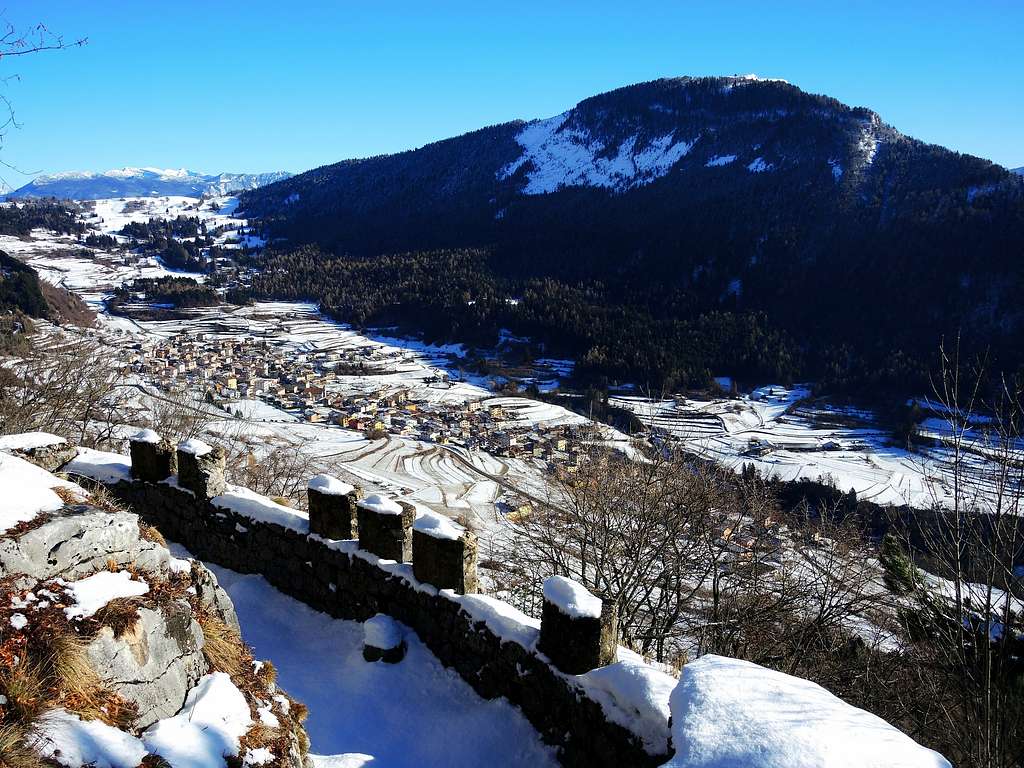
[[499, 112, 697, 194], [0, 431, 68, 450], [309, 474, 355, 496], [543, 575, 602, 619], [665, 655, 951, 768]]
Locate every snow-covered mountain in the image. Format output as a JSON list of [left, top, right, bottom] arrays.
[[6, 167, 291, 200], [1013, 166, 1024, 176]]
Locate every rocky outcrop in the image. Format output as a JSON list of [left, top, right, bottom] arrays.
[[5, 439, 78, 472], [0, 505, 179, 589], [86, 602, 207, 728], [1, 496, 310, 767]]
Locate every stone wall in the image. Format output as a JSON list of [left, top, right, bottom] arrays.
[[97, 469, 667, 767]]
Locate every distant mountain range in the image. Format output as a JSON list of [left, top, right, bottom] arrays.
[[6, 167, 291, 200], [237, 75, 1024, 394]]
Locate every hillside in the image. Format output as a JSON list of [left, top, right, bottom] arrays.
[[8, 167, 291, 200], [238, 76, 1024, 394], [0, 202, 95, 328]]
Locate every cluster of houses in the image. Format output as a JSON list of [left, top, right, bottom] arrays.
[[122, 332, 588, 467], [714, 514, 787, 573]]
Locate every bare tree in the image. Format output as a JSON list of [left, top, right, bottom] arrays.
[[0, 332, 120, 445], [0, 14, 86, 183], [884, 342, 1024, 768]]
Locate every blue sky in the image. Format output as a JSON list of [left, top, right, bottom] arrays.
[[2, 1, 1021, 180]]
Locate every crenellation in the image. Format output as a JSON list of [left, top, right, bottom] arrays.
[[356, 496, 415, 562], [176, 442, 227, 498], [87, 449, 666, 768], [412, 527, 479, 594], [308, 476, 360, 539]]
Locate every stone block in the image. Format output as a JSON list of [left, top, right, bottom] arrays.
[[129, 430, 177, 482], [307, 474, 360, 539], [362, 614, 406, 663], [412, 525, 478, 594], [537, 576, 618, 674], [356, 495, 414, 562], [176, 440, 226, 499]]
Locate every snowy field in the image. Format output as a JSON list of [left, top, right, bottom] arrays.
[[611, 386, 1007, 509], [0, 195, 249, 311], [9, 194, 1005, 515], [102, 300, 632, 531]]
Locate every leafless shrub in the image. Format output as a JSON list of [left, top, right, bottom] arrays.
[[0, 333, 122, 446]]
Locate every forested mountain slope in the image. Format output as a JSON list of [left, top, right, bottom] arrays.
[[239, 76, 1024, 394]]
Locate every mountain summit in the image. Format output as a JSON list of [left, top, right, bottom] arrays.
[[7, 167, 291, 200], [238, 75, 1024, 392]]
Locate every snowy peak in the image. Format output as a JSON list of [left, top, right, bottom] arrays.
[[498, 111, 698, 193], [497, 75, 894, 195], [7, 168, 291, 200]]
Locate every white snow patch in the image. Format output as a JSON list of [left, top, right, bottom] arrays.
[[243, 747, 275, 766], [412, 509, 464, 541], [747, 157, 773, 173], [363, 614, 404, 650], [31, 708, 147, 768], [499, 112, 697, 194], [543, 575, 602, 619], [358, 493, 403, 516], [0, 431, 67, 450], [178, 437, 213, 456], [665, 655, 951, 768], [65, 447, 133, 484], [131, 428, 162, 444], [63, 570, 150, 620], [213, 485, 309, 533], [705, 154, 737, 167], [581, 656, 676, 754], [10, 613, 28, 630], [308, 474, 355, 496], [143, 672, 253, 768], [0, 451, 85, 533]]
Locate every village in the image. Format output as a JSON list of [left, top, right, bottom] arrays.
[[122, 330, 591, 470]]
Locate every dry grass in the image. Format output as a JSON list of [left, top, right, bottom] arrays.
[[254, 659, 277, 688], [198, 613, 247, 679], [81, 483, 126, 514], [138, 522, 167, 547], [91, 597, 142, 638], [52, 486, 85, 506], [0, 722, 47, 768], [40, 632, 104, 719], [0, 659, 47, 723], [288, 696, 309, 724]]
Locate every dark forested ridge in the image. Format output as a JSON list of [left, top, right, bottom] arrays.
[[238, 76, 1024, 394]]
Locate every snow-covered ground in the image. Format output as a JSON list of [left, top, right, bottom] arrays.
[[611, 385, 1009, 509], [199, 557, 560, 768], [0, 194, 251, 312], [666, 655, 950, 768]]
